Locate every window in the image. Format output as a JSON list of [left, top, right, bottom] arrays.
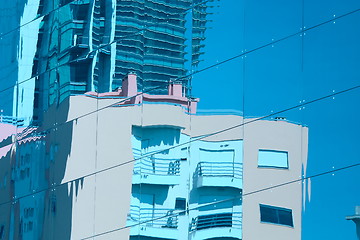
[[260, 204, 293, 227], [258, 149, 288, 169], [175, 198, 186, 215]]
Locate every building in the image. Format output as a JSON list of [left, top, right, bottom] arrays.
[[0, 0, 213, 127], [25, 0, 213, 125], [0, 1, 42, 126], [2, 0, 360, 239], [0, 1, 313, 239], [346, 206, 360, 240], [0, 73, 308, 240]]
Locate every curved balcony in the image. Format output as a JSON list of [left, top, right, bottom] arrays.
[[132, 150, 181, 185], [194, 162, 243, 189], [127, 205, 179, 239], [189, 212, 242, 240]]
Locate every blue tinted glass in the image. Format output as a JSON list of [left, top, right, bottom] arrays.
[[2, 0, 360, 239], [260, 205, 278, 224], [260, 204, 293, 227], [278, 209, 293, 227]]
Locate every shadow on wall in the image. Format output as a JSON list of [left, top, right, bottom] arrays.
[[40, 97, 74, 240], [0, 97, 75, 239], [132, 126, 181, 150], [131, 184, 169, 206]]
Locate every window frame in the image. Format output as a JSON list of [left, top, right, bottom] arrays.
[[259, 204, 294, 227], [257, 149, 289, 169]]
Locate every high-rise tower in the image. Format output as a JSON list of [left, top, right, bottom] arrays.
[[114, 0, 192, 93], [29, 0, 212, 124]]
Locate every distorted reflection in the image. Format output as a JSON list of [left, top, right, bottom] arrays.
[[0, 0, 359, 240]]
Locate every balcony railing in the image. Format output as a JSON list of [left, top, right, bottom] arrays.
[[189, 212, 242, 232], [195, 162, 243, 179], [128, 205, 178, 229], [0, 115, 25, 126], [133, 149, 181, 176]]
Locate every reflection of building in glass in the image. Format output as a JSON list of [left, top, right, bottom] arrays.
[[18, 0, 214, 125], [191, 0, 212, 68], [129, 125, 243, 240], [0, 73, 308, 240], [115, 0, 190, 92], [124, 75, 308, 240], [0, 1, 308, 240], [0, 124, 48, 240], [0, 0, 214, 127]]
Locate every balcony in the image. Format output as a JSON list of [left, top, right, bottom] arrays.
[[189, 212, 242, 240], [194, 162, 243, 189], [132, 151, 181, 185], [127, 205, 179, 239], [0, 115, 24, 125]]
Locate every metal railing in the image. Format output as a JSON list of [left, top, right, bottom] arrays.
[[128, 205, 178, 229], [0, 115, 25, 126], [195, 162, 243, 179], [132, 149, 181, 176], [189, 212, 242, 232]]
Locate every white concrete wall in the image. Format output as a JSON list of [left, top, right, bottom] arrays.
[[242, 119, 308, 240], [42, 95, 307, 240]]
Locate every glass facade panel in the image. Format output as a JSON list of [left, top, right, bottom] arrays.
[[244, 0, 302, 50], [0, 1, 359, 240], [304, 0, 360, 26]]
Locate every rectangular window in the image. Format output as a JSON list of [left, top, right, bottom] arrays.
[[175, 198, 186, 210], [260, 204, 293, 227], [258, 150, 288, 169], [175, 198, 186, 215]]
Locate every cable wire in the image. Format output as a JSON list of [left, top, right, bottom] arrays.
[[1, 82, 359, 208], [0, 1, 358, 136], [0, 1, 76, 39], [1, 3, 359, 96], [0, 0, 211, 92], [0, 0, 210, 39], [0, 2, 358, 239], [0, 0, 359, 229], [0, 3, 359, 208], [80, 161, 360, 239]]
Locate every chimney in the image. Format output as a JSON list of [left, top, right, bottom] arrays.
[[168, 82, 183, 97], [122, 73, 138, 97]]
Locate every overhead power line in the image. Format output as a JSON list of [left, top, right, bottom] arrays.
[[0, 83, 359, 208], [80, 161, 360, 239], [0, 3, 359, 96]]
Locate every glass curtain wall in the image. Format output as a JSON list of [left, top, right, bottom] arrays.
[[0, 0, 359, 240]]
